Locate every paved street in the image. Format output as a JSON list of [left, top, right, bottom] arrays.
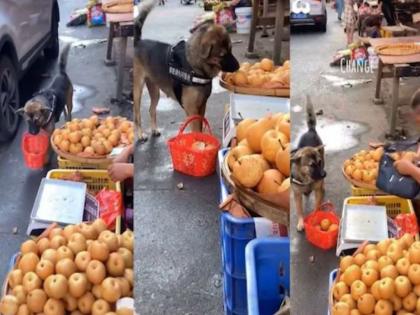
[[0, 0, 132, 284], [291, 6, 420, 315], [133, 2, 289, 314]]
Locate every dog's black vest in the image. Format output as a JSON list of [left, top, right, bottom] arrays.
[[168, 41, 212, 105]]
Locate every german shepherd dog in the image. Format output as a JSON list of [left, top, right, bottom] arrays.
[[133, 0, 239, 142], [17, 44, 73, 135], [291, 96, 326, 231]]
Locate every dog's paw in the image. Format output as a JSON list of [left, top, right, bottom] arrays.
[[296, 218, 305, 232], [151, 129, 161, 137], [137, 133, 149, 143]]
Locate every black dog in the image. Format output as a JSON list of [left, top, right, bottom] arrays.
[[291, 96, 327, 231], [133, 0, 239, 141], [17, 44, 73, 135]]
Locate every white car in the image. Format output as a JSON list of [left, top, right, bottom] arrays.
[[0, 1, 60, 141], [290, 0, 327, 32]]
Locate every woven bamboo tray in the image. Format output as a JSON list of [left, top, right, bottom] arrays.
[[222, 151, 289, 226], [375, 43, 420, 56], [219, 76, 290, 97], [341, 166, 377, 191], [51, 139, 114, 163]]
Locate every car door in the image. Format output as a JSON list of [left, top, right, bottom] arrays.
[[35, 0, 53, 41], [24, 0, 52, 52], [14, 0, 52, 66]]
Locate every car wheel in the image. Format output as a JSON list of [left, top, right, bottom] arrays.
[[0, 55, 20, 142], [44, 9, 59, 59]]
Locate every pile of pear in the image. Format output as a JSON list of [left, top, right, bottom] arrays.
[[227, 113, 290, 195]]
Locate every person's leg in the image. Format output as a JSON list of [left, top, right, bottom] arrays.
[[347, 24, 354, 45], [337, 0, 344, 20], [382, 2, 396, 25]]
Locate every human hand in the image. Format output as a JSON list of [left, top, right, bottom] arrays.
[[394, 159, 416, 176], [113, 144, 134, 163], [108, 163, 134, 182]]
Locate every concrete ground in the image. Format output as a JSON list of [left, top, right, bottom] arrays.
[[133, 2, 289, 314], [0, 0, 132, 284], [291, 6, 420, 315]]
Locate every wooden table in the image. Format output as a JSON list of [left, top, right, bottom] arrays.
[[369, 36, 420, 138], [103, 10, 134, 102], [247, 0, 288, 65]]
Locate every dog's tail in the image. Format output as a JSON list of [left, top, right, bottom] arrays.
[[134, 0, 156, 45], [306, 95, 317, 130], [59, 44, 71, 74]]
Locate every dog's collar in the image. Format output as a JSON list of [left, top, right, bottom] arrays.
[[168, 41, 212, 86], [291, 177, 308, 186]]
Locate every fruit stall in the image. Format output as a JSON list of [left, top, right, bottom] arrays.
[[217, 58, 290, 315], [0, 115, 135, 315], [317, 144, 420, 315]]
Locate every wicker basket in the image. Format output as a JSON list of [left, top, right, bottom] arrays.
[[50, 119, 133, 166], [51, 138, 114, 163], [222, 151, 289, 226], [234, 179, 289, 227], [219, 76, 290, 97]]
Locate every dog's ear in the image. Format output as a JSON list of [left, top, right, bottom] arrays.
[[316, 145, 325, 154], [190, 19, 214, 34], [291, 151, 302, 164]]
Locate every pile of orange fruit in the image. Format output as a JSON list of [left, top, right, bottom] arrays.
[[0, 219, 133, 315], [52, 116, 134, 158], [344, 148, 418, 186], [332, 234, 420, 315], [224, 59, 290, 89], [316, 218, 338, 233], [343, 148, 383, 186]]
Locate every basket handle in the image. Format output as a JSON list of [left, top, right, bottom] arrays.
[[314, 201, 336, 213], [177, 115, 213, 136]]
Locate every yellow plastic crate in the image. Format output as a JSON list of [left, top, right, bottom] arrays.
[[344, 195, 414, 218], [57, 156, 111, 170], [46, 169, 121, 234], [351, 186, 386, 197]]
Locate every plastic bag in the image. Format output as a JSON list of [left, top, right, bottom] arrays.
[[394, 213, 419, 238], [96, 189, 123, 229], [88, 4, 106, 27], [214, 7, 235, 32]]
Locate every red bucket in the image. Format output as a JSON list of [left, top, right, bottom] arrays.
[[22, 131, 49, 169], [304, 202, 340, 250], [167, 115, 220, 177]]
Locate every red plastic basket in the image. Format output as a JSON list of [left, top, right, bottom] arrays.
[[167, 115, 221, 177], [304, 202, 340, 250], [22, 131, 49, 169]]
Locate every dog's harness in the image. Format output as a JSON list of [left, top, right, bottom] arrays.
[[167, 40, 212, 105]]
